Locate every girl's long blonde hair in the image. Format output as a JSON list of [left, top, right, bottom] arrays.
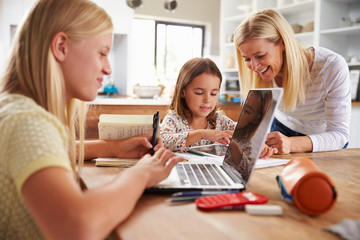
[[0, 0, 113, 179], [234, 9, 309, 111]]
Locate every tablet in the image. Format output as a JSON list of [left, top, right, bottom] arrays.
[[188, 144, 228, 157]]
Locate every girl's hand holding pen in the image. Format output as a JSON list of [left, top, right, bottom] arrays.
[[108, 135, 164, 159]]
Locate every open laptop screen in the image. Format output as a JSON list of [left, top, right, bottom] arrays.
[[223, 89, 282, 184]]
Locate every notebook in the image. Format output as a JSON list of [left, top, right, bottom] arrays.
[[146, 88, 283, 193]]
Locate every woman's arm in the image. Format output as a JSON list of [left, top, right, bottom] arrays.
[[267, 50, 350, 154], [22, 148, 182, 240], [266, 132, 313, 154], [308, 57, 351, 152]]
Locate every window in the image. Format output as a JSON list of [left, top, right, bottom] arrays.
[[131, 18, 204, 90]]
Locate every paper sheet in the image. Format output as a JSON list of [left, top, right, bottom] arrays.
[[255, 158, 290, 169]]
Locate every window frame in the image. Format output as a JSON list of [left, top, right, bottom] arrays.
[[154, 20, 205, 67]]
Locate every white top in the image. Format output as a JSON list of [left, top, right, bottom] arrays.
[[160, 111, 236, 151], [275, 47, 351, 152]]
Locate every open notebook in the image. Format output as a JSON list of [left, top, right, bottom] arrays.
[[146, 88, 283, 193]]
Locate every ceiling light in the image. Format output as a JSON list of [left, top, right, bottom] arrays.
[[126, 0, 142, 9], [164, 0, 177, 11]]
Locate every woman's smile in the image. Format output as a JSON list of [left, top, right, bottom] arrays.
[[238, 38, 285, 82]]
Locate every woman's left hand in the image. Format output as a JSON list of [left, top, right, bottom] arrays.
[[265, 131, 291, 154]]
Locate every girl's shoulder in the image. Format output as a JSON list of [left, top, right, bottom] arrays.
[[215, 111, 236, 129], [0, 93, 46, 121], [0, 93, 66, 136], [215, 110, 234, 121], [164, 111, 182, 120], [162, 111, 188, 125]]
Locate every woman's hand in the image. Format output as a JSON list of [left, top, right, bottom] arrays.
[[265, 131, 291, 154], [266, 132, 313, 153], [133, 148, 184, 188]]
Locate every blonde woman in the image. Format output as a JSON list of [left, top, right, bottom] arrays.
[[0, 0, 182, 239], [233, 9, 351, 154]]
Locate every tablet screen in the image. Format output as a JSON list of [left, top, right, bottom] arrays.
[[188, 144, 228, 156]]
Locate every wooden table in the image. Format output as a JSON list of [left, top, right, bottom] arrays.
[[81, 149, 360, 240]]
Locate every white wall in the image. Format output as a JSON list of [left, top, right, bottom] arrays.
[[0, 0, 37, 72], [0, 0, 134, 95], [94, 0, 134, 95], [0, 0, 3, 73], [349, 106, 360, 148]]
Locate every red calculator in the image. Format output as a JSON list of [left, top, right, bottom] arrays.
[[195, 192, 268, 210]]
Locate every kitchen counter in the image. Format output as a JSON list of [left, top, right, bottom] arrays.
[[90, 95, 242, 106], [90, 96, 172, 105]]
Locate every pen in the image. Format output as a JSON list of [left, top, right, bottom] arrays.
[[187, 150, 207, 157], [150, 111, 160, 155], [169, 196, 199, 203], [171, 190, 240, 197]]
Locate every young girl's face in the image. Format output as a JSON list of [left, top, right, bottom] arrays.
[[182, 72, 220, 119], [60, 33, 113, 102]]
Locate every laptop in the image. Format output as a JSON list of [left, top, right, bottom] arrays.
[[146, 88, 283, 193]]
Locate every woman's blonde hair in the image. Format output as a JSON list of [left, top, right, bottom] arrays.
[[0, 0, 113, 179], [233, 9, 309, 110], [170, 58, 222, 128]]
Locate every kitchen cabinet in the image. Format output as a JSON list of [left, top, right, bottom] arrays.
[[220, 0, 360, 98]]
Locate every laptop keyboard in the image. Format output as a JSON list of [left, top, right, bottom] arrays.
[[176, 163, 231, 186]]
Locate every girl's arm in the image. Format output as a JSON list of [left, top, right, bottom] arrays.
[[80, 135, 164, 160], [22, 148, 182, 240], [160, 113, 190, 151], [186, 111, 234, 146], [186, 129, 233, 146]]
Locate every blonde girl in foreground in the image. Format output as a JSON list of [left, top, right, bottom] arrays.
[[0, 0, 182, 239]]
